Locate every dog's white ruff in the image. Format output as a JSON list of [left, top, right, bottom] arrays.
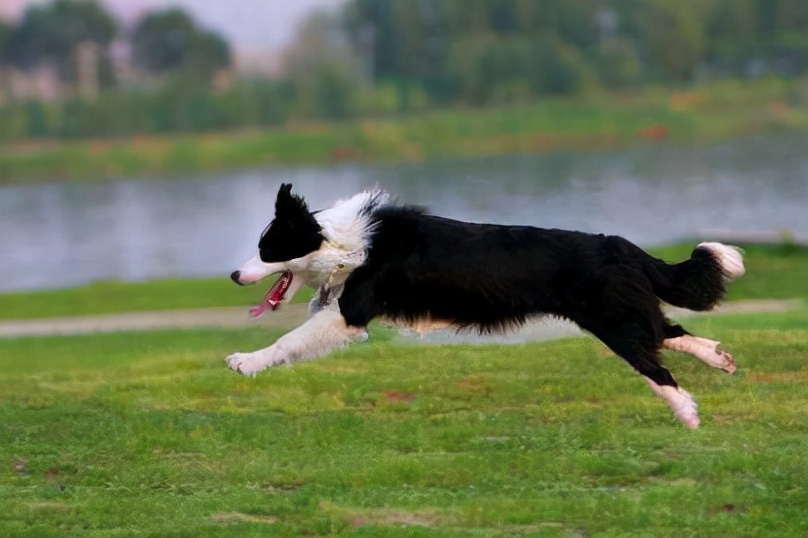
[[317, 188, 391, 251]]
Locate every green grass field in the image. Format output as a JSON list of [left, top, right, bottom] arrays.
[[1, 244, 806, 536]]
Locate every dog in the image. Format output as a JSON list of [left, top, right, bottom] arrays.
[[228, 184, 745, 429]]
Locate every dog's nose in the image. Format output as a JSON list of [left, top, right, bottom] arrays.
[[230, 271, 244, 285]]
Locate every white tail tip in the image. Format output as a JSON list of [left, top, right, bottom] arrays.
[[698, 242, 746, 280]]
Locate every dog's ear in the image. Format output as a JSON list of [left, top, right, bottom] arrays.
[[261, 184, 323, 261], [274, 183, 310, 217], [275, 183, 294, 213]]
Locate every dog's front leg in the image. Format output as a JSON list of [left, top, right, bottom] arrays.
[[226, 309, 367, 376]]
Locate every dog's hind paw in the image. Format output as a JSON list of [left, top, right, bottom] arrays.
[[662, 336, 737, 375], [714, 344, 736, 375], [644, 377, 700, 429]]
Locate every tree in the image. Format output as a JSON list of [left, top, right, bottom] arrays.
[[642, 2, 707, 82], [0, 20, 13, 64], [130, 8, 230, 80], [4, 0, 116, 82], [286, 10, 357, 119], [343, 0, 400, 81], [344, 0, 452, 105]]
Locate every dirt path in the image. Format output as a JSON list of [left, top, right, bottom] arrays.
[[0, 305, 311, 338], [0, 299, 801, 341]]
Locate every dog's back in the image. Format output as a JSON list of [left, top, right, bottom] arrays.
[[344, 206, 737, 332]]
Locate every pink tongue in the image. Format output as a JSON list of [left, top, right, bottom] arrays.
[[249, 271, 293, 318]]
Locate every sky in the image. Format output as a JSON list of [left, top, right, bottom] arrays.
[[3, 0, 346, 51]]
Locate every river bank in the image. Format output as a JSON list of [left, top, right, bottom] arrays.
[[2, 78, 806, 184]]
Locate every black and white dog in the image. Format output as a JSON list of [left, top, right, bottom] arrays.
[[228, 184, 745, 429]]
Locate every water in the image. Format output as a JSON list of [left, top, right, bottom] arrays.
[[1, 134, 805, 292]]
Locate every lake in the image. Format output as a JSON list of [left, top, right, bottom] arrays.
[[1, 134, 805, 292]]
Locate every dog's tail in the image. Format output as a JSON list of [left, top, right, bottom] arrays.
[[645, 242, 745, 311]]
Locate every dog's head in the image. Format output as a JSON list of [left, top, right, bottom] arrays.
[[231, 183, 325, 316]]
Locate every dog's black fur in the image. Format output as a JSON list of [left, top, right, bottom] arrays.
[[335, 204, 726, 389]]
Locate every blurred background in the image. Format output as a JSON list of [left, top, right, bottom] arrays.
[[0, 0, 806, 292]]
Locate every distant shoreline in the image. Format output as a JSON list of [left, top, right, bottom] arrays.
[[1, 78, 806, 185]]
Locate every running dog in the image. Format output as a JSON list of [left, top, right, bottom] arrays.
[[228, 184, 745, 428]]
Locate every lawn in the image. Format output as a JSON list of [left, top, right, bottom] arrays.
[[1, 243, 806, 536], [1, 314, 806, 537]]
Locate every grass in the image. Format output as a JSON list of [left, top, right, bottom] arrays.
[[1, 312, 806, 536], [1, 77, 806, 184], [1, 242, 806, 536]]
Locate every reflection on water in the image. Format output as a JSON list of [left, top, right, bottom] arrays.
[[1, 134, 805, 292]]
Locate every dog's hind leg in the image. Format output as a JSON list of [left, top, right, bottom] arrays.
[[608, 333, 699, 429], [579, 317, 700, 429], [226, 308, 367, 376]]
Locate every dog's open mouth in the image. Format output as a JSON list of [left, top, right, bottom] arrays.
[[249, 271, 293, 318]]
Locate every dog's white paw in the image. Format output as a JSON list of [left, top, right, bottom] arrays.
[[644, 377, 700, 429], [714, 344, 737, 375], [669, 387, 700, 430], [226, 352, 269, 376], [226, 346, 292, 375]]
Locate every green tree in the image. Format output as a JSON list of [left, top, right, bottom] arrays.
[[344, 0, 399, 80], [130, 8, 230, 80], [344, 0, 452, 105], [0, 19, 13, 64], [642, 1, 707, 81], [4, 0, 116, 82], [287, 11, 357, 119]]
